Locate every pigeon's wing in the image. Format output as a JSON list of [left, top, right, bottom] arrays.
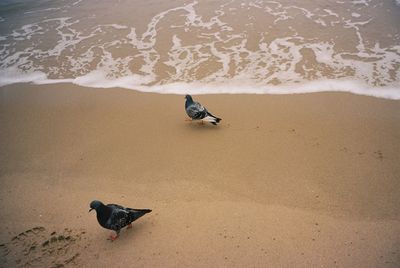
[[126, 208, 152, 222], [108, 204, 125, 210], [106, 204, 130, 231], [186, 101, 207, 120]]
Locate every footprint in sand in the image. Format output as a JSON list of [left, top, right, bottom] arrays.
[[0, 226, 88, 267], [373, 150, 384, 160]]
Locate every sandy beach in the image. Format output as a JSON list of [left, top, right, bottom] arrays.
[[1, 0, 400, 266], [0, 84, 399, 267]]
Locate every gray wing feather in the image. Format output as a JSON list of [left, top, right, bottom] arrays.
[[107, 205, 130, 231], [186, 102, 207, 119]]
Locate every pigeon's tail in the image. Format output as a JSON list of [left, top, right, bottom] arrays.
[[128, 209, 152, 222], [204, 112, 222, 125]]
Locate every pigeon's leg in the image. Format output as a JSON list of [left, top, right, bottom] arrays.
[[127, 223, 133, 229], [185, 118, 192, 123], [108, 230, 120, 241]]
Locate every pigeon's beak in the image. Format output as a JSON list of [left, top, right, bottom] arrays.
[[89, 208, 93, 212]]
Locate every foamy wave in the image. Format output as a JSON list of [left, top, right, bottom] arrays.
[[1, 0, 400, 99], [0, 68, 47, 87], [140, 80, 400, 100], [1, 68, 399, 100]]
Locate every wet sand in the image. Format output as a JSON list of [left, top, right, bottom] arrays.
[[0, 84, 399, 267]]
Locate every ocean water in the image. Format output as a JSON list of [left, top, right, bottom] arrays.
[[0, 0, 399, 99]]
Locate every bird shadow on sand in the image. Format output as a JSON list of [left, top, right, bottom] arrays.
[[98, 221, 152, 246], [183, 122, 224, 131]]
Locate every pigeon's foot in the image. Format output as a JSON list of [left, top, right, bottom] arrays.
[[108, 234, 119, 241], [127, 224, 133, 229], [185, 118, 192, 122]]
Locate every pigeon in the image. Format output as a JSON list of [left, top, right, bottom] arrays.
[[185, 95, 221, 125], [89, 200, 152, 241]]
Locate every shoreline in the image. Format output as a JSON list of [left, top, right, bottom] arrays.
[[2, 78, 400, 100], [1, 83, 399, 267]]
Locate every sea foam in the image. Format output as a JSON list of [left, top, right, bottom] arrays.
[[0, 0, 399, 100], [1, 67, 399, 100]]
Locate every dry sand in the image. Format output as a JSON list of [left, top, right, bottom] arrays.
[[0, 84, 399, 267]]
